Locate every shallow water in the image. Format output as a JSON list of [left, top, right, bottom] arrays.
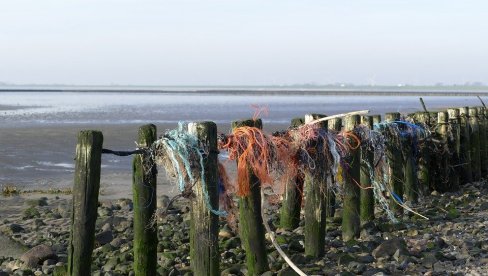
[[0, 91, 482, 189]]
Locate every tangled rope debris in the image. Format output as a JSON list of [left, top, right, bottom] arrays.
[[152, 122, 227, 216]]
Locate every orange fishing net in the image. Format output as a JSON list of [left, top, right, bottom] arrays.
[[219, 126, 295, 196]]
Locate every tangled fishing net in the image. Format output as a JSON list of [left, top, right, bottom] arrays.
[[354, 124, 396, 221], [373, 120, 430, 219], [152, 122, 227, 216], [218, 125, 296, 197]]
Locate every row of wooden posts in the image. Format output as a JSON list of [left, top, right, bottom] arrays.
[[65, 105, 487, 276]]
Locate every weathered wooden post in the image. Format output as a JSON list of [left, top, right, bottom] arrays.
[[482, 107, 488, 177], [372, 115, 381, 125], [403, 127, 418, 204], [384, 112, 404, 212], [458, 107, 473, 184], [469, 107, 481, 181], [132, 124, 158, 276], [476, 107, 487, 178], [447, 108, 461, 191], [280, 117, 305, 230], [68, 130, 103, 276], [436, 112, 450, 192], [359, 115, 374, 225], [188, 122, 220, 276], [232, 119, 268, 275], [415, 112, 431, 194], [304, 114, 327, 257], [342, 115, 361, 241], [326, 117, 342, 218], [371, 114, 385, 192]]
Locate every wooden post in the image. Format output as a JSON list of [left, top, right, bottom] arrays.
[[384, 112, 403, 213], [415, 112, 431, 194], [232, 119, 268, 275], [68, 130, 103, 276], [342, 115, 361, 241], [280, 117, 305, 230], [447, 108, 461, 191], [436, 112, 450, 192], [476, 107, 488, 178], [458, 107, 473, 184], [359, 116, 374, 225], [188, 122, 219, 276], [326, 117, 342, 218], [133, 124, 158, 276], [469, 107, 482, 181], [372, 115, 381, 125], [403, 126, 418, 204], [304, 114, 327, 257], [482, 107, 488, 177], [371, 114, 385, 194]]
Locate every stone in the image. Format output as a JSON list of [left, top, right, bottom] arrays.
[[289, 254, 309, 265], [42, 259, 57, 266], [98, 207, 113, 217], [288, 239, 304, 252], [357, 254, 374, 263], [102, 257, 120, 272], [421, 252, 437, 268], [338, 253, 356, 266], [446, 207, 460, 219], [160, 252, 178, 268], [20, 245, 58, 268], [8, 223, 24, 234], [95, 230, 114, 246], [224, 237, 240, 250], [372, 238, 409, 259], [56, 203, 71, 218], [347, 261, 366, 274], [110, 237, 126, 248], [22, 207, 40, 219], [221, 264, 246, 275], [157, 195, 171, 209], [116, 198, 133, 211], [362, 268, 388, 276], [53, 265, 68, 276], [24, 198, 48, 207], [101, 223, 111, 232], [218, 229, 234, 239]]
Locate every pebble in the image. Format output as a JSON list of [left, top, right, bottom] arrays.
[[1, 184, 488, 275], [20, 245, 57, 268]]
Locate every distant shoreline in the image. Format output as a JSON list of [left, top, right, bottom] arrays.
[[2, 88, 488, 96]]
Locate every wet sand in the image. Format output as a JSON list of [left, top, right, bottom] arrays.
[[0, 123, 271, 195]]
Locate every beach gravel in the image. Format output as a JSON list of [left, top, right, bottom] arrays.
[[0, 181, 487, 275]]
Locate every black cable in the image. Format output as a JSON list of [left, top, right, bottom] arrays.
[[101, 148, 147, 156]]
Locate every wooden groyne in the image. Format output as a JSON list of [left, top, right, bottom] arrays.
[[64, 102, 487, 275]]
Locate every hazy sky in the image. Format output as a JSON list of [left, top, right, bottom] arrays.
[[1, 0, 488, 86]]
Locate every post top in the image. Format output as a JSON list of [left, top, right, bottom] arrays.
[[447, 108, 460, 118], [327, 117, 342, 130], [437, 111, 448, 123], [360, 115, 373, 127], [469, 107, 478, 117], [385, 112, 400, 122]]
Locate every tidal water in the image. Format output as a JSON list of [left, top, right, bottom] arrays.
[[0, 91, 482, 189]]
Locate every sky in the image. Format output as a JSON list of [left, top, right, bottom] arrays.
[[1, 0, 488, 86]]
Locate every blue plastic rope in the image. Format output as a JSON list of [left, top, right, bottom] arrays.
[[159, 122, 227, 217]]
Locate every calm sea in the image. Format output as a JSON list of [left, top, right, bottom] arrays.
[[0, 91, 482, 188]]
